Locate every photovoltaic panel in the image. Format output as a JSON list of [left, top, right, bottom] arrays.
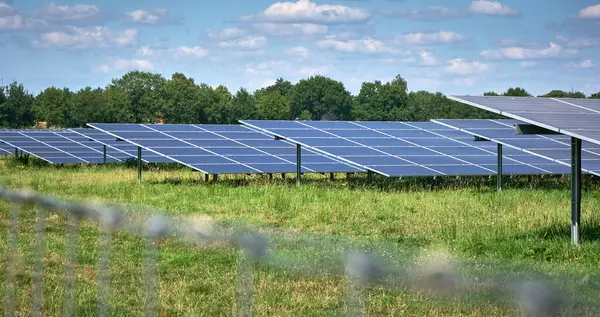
[[241, 120, 569, 177], [434, 119, 600, 176], [448, 95, 600, 147], [69, 129, 173, 163], [0, 141, 12, 154], [87, 123, 363, 175]]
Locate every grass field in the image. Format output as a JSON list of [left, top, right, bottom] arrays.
[[2, 156, 600, 316]]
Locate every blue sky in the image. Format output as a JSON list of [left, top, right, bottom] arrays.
[[1, 0, 599, 96]]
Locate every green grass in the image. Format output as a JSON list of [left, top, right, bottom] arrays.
[[2, 156, 600, 316]]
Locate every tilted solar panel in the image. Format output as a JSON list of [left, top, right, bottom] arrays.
[[87, 123, 363, 174], [241, 120, 571, 177], [448, 96, 600, 147], [433, 119, 600, 176]]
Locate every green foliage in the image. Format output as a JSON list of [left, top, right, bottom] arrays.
[[102, 86, 134, 123], [540, 90, 587, 98], [109, 71, 167, 123], [503, 87, 532, 97], [290, 75, 352, 120], [162, 73, 202, 124], [227, 88, 256, 123], [483, 91, 499, 96], [591, 92, 600, 99], [34, 87, 73, 127], [0, 81, 35, 128], [70, 87, 105, 127], [256, 90, 290, 120], [352, 75, 409, 121]]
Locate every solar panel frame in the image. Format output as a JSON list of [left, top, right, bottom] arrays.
[[433, 119, 600, 177]]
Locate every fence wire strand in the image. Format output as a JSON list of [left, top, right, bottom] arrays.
[[1, 185, 599, 317]]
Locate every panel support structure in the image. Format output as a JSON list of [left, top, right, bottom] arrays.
[[367, 170, 373, 184], [571, 137, 582, 245], [296, 143, 301, 186], [330, 173, 335, 181], [103, 145, 107, 164], [137, 146, 142, 184], [497, 143, 503, 192]]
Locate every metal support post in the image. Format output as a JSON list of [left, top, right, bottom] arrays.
[[346, 173, 351, 181], [103, 145, 107, 164], [330, 173, 334, 181], [296, 143, 301, 186], [15, 147, 18, 158], [367, 170, 373, 184], [497, 143, 503, 192], [137, 146, 142, 184], [204, 174, 209, 182], [269, 173, 273, 183], [282, 173, 286, 179], [571, 137, 582, 245], [213, 174, 219, 182]]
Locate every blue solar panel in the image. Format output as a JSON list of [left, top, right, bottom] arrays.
[[242, 120, 567, 177], [88, 123, 363, 175], [0, 141, 13, 155], [448, 96, 600, 147], [434, 119, 600, 177]]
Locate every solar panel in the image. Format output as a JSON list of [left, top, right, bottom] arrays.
[[0, 140, 13, 155], [433, 119, 600, 176], [241, 120, 570, 177], [448, 96, 600, 147], [87, 123, 363, 174], [69, 129, 173, 163]]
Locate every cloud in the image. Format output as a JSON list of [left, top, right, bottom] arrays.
[[0, 2, 18, 17], [572, 4, 600, 19], [251, 22, 327, 36], [94, 59, 154, 73], [467, 0, 519, 16], [0, 14, 23, 30], [299, 66, 329, 76], [139, 45, 209, 59], [481, 42, 578, 60], [445, 58, 490, 75], [395, 31, 467, 45], [378, 6, 467, 21], [32, 26, 137, 49], [30, 3, 108, 25], [241, 0, 371, 25], [245, 61, 292, 77], [316, 37, 404, 54], [555, 34, 600, 48], [284, 46, 310, 58], [418, 51, 438, 65], [520, 61, 537, 67], [205, 27, 246, 40], [124, 8, 179, 25], [218, 36, 267, 49], [573, 59, 597, 69]]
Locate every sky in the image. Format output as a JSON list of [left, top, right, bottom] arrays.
[[0, 0, 599, 96]]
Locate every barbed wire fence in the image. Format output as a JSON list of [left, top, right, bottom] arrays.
[[1, 184, 600, 316]]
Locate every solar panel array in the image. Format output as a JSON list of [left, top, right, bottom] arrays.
[[434, 119, 600, 176], [69, 129, 173, 163], [241, 120, 571, 177], [88, 123, 364, 174], [0, 141, 12, 155], [448, 95, 600, 146]]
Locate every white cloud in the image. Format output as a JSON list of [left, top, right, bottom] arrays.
[[299, 66, 329, 76], [252, 23, 327, 36], [574, 4, 600, 19], [285, 46, 310, 58], [0, 3, 18, 17], [0, 14, 24, 30], [555, 35, 600, 48], [520, 61, 537, 67], [395, 31, 467, 45], [33, 26, 137, 49], [445, 58, 490, 75], [138, 45, 208, 59], [30, 3, 104, 22], [241, 0, 371, 25], [418, 51, 438, 65], [380, 6, 466, 21], [316, 37, 404, 54], [94, 59, 154, 73], [205, 27, 246, 40], [245, 61, 292, 77], [481, 42, 578, 60], [124, 8, 174, 25], [218, 36, 267, 49], [468, 0, 519, 16], [573, 59, 597, 69]]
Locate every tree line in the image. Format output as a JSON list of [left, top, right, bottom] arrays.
[[0, 71, 599, 129]]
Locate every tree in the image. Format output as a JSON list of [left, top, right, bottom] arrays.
[[290, 75, 352, 120], [102, 86, 134, 123], [203, 85, 232, 123], [540, 90, 586, 98], [109, 71, 166, 123], [590, 92, 600, 99], [503, 87, 532, 97], [162, 73, 202, 124], [70, 87, 105, 126], [256, 91, 290, 120], [227, 88, 256, 123], [352, 75, 409, 121], [483, 91, 500, 96], [0, 81, 35, 128], [34, 87, 73, 127]]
